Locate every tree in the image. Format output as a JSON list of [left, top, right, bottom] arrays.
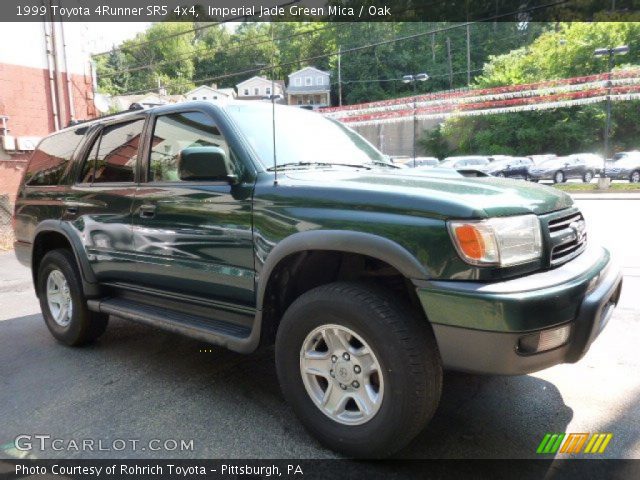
[[424, 22, 640, 157]]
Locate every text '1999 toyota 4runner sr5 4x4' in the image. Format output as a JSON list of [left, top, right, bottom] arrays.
[[14, 102, 622, 457]]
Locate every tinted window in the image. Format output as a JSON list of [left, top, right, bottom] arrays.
[[148, 111, 232, 182], [25, 128, 85, 185], [93, 120, 144, 183]]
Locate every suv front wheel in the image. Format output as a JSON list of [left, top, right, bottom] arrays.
[[275, 281, 442, 458], [37, 249, 109, 346]]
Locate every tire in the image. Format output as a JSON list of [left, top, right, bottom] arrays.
[[553, 171, 565, 184], [631, 170, 640, 183], [37, 249, 108, 346], [582, 170, 594, 183], [275, 281, 442, 458]]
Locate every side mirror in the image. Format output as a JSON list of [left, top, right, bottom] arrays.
[[178, 146, 238, 183]]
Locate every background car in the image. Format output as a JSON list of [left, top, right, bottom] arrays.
[[402, 156, 439, 168], [440, 155, 490, 172], [570, 153, 604, 178], [528, 155, 597, 183], [528, 154, 557, 165], [606, 151, 640, 182], [486, 156, 533, 179]]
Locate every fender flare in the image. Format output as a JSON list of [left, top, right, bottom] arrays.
[[32, 220, 100, 296], [255, 230, 430, 309]]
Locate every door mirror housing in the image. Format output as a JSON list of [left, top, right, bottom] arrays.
[[178, 146, 238, 183]]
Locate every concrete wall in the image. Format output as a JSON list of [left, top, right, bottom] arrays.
[[350, 117, 444, 157]]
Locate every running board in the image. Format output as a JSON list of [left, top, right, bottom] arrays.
[[87, 297, 261, 354]]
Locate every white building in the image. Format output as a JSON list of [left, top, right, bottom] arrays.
[[185, 84, 236, 102], [236, 76, 285, 100], [287, 66, 331, 109]]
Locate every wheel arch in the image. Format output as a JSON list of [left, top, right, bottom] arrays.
[[256, 230, 431, 345], [32, 220, 100, 297]]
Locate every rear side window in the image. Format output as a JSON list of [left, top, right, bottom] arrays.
[[81, 119, 144, 183], [25, 128, 85, 185]]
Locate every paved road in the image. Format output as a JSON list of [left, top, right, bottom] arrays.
[[0, 197, 638, 460]]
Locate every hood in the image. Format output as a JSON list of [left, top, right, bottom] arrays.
[[279, 168, 573, 219]]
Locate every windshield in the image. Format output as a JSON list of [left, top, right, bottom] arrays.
[[225, 103, 389, 169]]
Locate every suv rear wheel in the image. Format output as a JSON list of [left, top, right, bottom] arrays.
[[37, 249, 108, 346], [275, 281, 442, 458]]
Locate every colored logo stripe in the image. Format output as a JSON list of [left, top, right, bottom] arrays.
[[537, 433, 613, 454]]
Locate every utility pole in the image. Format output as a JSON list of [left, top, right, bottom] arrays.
[[466, 24, 471, 86], [402, 73, 429, 167], [431, 33, 436, 62], [446, 37, 453, 89], [337, 45, 342, 106]]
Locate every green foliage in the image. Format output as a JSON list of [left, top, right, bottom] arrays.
[[428, 22, 640, 157]]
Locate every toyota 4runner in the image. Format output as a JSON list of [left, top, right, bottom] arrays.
[[13, 102, 623, 457]]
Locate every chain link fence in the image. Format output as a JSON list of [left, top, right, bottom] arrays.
[[0, 194, 13, 250]]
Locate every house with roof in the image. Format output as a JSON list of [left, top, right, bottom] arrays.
[[236, 76, 285, 102], [185, 84, 236, 103], [287, 66, 331, 109], [110, 93, 185, 112]]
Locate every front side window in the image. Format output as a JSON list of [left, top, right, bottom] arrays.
[[91, 119, 144, 183], [148, 111, 234, 182]]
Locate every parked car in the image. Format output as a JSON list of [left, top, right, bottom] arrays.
[[486, 156, 533, 179], [571, 153, 605, 177], [440, 155, 490, 172], [528, 154, 557, 165], [408, 156, 439, 168], [528, 155, 598, 183], [606, 151, 640, 182], [14, 102, 622, 458]]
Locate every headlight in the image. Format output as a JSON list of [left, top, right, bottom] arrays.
[[448, 214, 542, 266]]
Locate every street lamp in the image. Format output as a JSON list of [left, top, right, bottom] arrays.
[[594, 45, 629, 178], [402, 73, 429, 167]]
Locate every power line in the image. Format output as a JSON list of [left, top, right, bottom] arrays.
[[113, 1, 566, 97], [92, 0, 302, 57], [99, 23, 341, 79]]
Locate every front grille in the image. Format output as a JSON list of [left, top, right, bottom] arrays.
[[547, 211, 587, 267]]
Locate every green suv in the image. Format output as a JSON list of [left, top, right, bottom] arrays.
[[13, 102, 622, 457]]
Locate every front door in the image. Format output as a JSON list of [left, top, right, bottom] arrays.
[[129, 109, 255, 307]]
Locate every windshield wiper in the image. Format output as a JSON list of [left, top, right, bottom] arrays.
[[266, 162, 371, 171]]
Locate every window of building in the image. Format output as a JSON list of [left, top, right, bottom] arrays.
[[202, 96, 207, 100], [295, 77, 301, 86], [25, 128, 85, 186], [148, 111, 235, 182], [305, 76, 312, 86], [254, 87, 260, 95], [243, 88, 249, 95], [192, 96, 197, 100], [90, 119, 144, 183], [316, 76, 323, 85]]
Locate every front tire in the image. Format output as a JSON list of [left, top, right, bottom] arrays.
[[275, 282, 442, 458], [554, 170, 565, 184], [583, 170, 594, 183], [37, 249, 108, 346], [631, 170, 640, 183]]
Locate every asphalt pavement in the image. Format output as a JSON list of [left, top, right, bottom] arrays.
[[0, 197, 638, 460]]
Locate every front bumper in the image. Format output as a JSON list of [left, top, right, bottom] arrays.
[[414, 245, 622, 375]]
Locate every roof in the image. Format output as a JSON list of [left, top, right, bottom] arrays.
[[185, 85, 236, 97], [236, 76, 285, 88], [288, 66, 330, 77]]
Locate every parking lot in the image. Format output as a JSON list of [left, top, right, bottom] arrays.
[[0, 196, 638, 460]]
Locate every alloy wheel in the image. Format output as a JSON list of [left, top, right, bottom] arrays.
[[46, 269, 73, 327], [300, 324, 384, 426]]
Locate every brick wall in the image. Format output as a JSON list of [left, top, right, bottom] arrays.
[[0, 158, 28, 203]]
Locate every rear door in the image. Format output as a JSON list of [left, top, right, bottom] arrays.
[[129, 107, 256, 307], [68, 116, 146, 281]]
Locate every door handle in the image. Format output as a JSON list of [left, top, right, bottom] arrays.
[[65, 206, 79, 216], [139, 204, 157, 219]]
